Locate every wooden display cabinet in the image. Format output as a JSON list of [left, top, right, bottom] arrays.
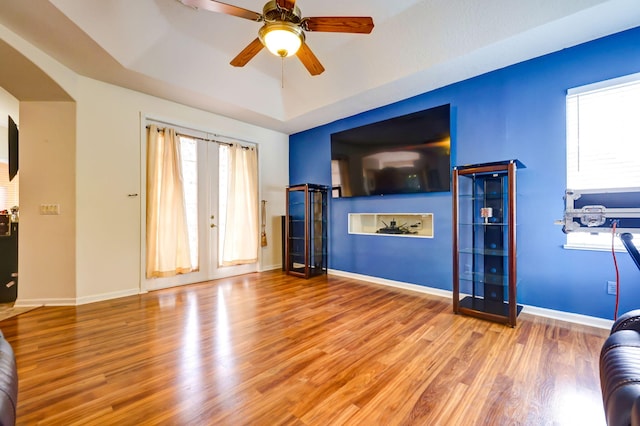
[[285, 183, 328, 278], [452, 160, 525, 327]]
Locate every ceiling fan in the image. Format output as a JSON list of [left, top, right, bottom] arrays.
[[179, 0, 375, 76]]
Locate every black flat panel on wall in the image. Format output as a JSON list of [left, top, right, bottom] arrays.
[[8, 116, 18, 182]]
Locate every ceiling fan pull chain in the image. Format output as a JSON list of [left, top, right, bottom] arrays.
[[281, 56, 285, 88]]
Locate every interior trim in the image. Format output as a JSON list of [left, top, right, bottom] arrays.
[[329, 269, 614, 330]]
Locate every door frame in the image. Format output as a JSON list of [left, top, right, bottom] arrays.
[[139, 114, 259, 293]]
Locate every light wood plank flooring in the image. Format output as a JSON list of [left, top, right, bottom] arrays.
[[0, 271, 609, 425]]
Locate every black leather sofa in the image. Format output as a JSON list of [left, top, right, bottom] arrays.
[[600, 309, 640, 426], [599, 233, 640, 425], [0, 331, 17, 426]]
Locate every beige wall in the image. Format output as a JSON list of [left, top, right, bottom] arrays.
[[19, 101, 76, 301]]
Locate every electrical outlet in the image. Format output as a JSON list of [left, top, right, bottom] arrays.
[[607, 281, 617, 295]]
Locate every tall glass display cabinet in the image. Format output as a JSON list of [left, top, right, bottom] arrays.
[[285, 183, 328, 278], [452, 160, 525, 327]]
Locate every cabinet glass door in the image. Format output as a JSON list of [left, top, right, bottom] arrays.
[[286, 184, 328, 278]]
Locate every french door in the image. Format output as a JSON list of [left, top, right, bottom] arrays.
[[144, 134, 256, 291]]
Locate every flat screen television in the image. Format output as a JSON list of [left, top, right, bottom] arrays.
[[8, 116, 18, 182], [331, 104, 451, 198]]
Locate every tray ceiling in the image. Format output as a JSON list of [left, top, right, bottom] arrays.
[[0, 0, 638, 134]]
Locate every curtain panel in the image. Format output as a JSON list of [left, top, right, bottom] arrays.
[[221, 144, 259, 266], [146, 125, 193, 278]]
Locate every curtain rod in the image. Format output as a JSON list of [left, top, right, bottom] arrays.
[[145, 124, 253, 149], [145, 118, 256, 146]]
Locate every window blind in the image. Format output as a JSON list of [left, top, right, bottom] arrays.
[[566, 76, 640, 190]]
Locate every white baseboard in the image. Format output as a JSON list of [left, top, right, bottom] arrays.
[[329, 269, 452, 299], [520, 305, 613, 330], [328, 269, 614, 330], [14, 269, 616, 330], [260, 264, 283, 272], [14, 298, 73, 307], [76, 288, 141, 305], [15, 288, 142, 307]]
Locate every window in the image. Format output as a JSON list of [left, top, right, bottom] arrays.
[[566, 72, 640, 250]]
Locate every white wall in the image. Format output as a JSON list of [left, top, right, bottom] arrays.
[[1, 24, 289, 306], [258, 133, 288, 271], [73, 77, 289, 303], [0, 87, 19, 161]]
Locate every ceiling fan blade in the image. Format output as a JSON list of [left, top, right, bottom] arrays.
[[180, 0, 262, 21], [304, 16, 374, 34], [276, 0, 297, 11], [230, 38, 264, 67], [296, 43, 325, 76]]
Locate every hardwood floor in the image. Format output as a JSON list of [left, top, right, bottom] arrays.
[[1, 271, 609, 425]]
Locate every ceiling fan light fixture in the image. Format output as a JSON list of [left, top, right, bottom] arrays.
[[259, 22, 304, 58]]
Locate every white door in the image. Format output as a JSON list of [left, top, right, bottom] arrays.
[[144, 135, 256, 291], [207, 140, 257, 280]]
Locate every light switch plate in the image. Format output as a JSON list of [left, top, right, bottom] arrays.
[[40, 204, 60, 215]]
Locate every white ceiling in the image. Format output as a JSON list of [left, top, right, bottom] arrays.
[[0, 0, 639, 134]]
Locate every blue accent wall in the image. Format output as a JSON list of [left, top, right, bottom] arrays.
[[289, 26, 640, 320]]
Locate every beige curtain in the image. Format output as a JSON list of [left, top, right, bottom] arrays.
[[146, 125, 193, 278], [221, 144, 258, 266]]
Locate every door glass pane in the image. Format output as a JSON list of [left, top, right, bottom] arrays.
[[218, 144, 229, 267], [179, 136, 199, 270]]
